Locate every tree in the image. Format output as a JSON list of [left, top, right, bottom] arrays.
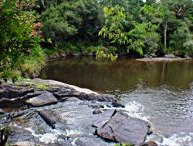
[[41, 0, 102, 52], [99, 2, 159, 56], [0, 0, 45, 81], [158, 0, 193, 55], [99, 5, 128, 46]]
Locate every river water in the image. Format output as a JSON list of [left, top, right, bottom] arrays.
[[40, 57, 193, 146]]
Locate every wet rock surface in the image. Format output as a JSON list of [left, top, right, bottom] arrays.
[[26, 91, 58, 107], [0, 79, 155, 146], [75, 136, 109, 146], [96, 111, 150, 144], [0, 108, 5, 114]]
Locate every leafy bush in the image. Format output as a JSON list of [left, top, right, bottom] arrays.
[[0, 0, 46, 81]]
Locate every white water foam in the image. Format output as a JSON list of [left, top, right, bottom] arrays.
[[104, 101, 149, 122], [66, 129, 83, 136], [160, 133, 193, 146], [146, 132, 193, 146], [124, 101, 150, 121], [25, 127, 67, 144]]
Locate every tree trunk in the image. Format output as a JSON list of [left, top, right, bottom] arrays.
[[0, 128, 8, 146], [164, 21, 168, 50], [41, 0, 45, 9]]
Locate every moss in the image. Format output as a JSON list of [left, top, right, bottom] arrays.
[[34, 83, 48, 90]]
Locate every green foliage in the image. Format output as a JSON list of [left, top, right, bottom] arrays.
[[99, 3, 159, 56], [34, 83, 48, 90], [41, 0, 102, 50], [0, 0, 46, 81], [128, 22, 159, 55], [157, 0, 193, 56], [169, 22, 193, 55], [1, 0, 193, 65], [39, 0, 193, 57], [84, 45, 118, 61], [20, 46, 46, 78], [99, 5, 128, 45]]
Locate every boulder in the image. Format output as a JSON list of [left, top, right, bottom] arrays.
[[164, 54, 175, 58], [38, 110, 56, 128], [0, 85, 34, 99], [92, 109, 115, 128], [137, 141, 158, 146], [96, 111, 150, 145], [78, 93, 117, 103], [93, 109, 102, 114], [9, 127, 37, 144], [53, 88, 80, 100], [54, 88, 117, 103], [25, 91, 58, 107], [112, 101, 125, 108], [0, 85, 42, 108], [75, 136, 109, 146], [0, 98, 24, 108], [13, 141, 35, 146], [0, 108, 5, 114]]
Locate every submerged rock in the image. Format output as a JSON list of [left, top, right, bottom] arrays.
[[96, 111, 150, 145]]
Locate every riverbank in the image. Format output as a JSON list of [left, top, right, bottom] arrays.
[[46, 51, 193, 62], [0, 79, 158, 146]]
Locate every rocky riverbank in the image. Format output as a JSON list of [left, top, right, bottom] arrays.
[[0, 79, 158, 146]]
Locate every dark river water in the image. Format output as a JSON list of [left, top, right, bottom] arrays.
[[40, 57, 193, 146]]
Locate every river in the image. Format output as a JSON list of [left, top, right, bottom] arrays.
[[40, 57, 193, 146]]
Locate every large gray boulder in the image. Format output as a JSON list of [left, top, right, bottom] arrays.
[[75, 136, 109, 146], [96, 111, 150, 145], [25, 91, 58, 107]]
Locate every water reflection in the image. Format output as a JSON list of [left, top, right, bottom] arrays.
[[40, 57, 193, 92]]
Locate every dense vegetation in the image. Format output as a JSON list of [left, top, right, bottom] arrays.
[[40, 0, 193, 57], [0, 0, 193, 80], [0, 0, 45, 81]]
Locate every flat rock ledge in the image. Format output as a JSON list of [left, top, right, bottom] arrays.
[[0, 78, 117, 108], [136, 57, 191, 62], [0, 79, 157, 146]]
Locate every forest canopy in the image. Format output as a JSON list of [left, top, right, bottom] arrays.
[[0, 0, 193, 80], [40, 0, 193, 57]]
